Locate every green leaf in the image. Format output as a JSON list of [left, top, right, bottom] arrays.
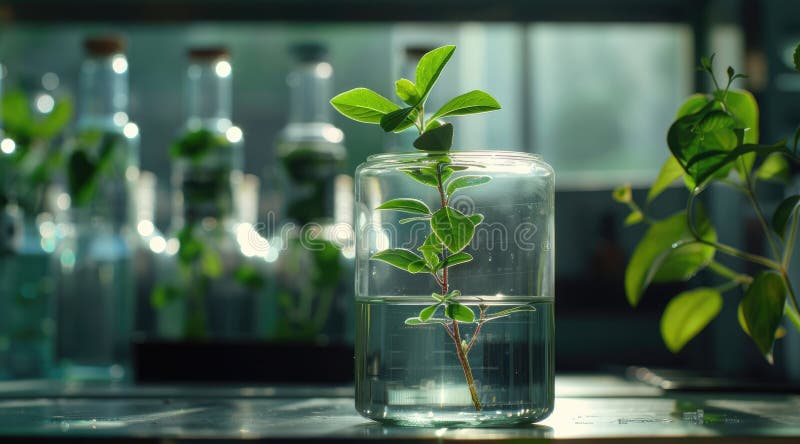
[[467, 214, 484, 226], [407, 259, 430, 273], [35, 98, 74, 138], [151, 285, 181, 309], [413, 123, 453, 151], [330, 87, 400, 124], [725, 89, 760, 176], [400, 167, 439, 187], [445, 175, 491, 196], [438, 252, 473, 270], [794, 43, 800, 73], [647, 156, 684, 202], [612, 183, 632, 203], [755, 153, 789, 183], [625, 209, 716, 306], [445, 302, 475, 322], [405, 318, 423, 325], [380, 107, 416, 133], [418, 233, 442, 268], [419, 304, 439, 321], [772, 195, 800, 240], [741, 271, 786, 363], [660, 288, 722, 353], [431, 292, 445, 302], [67, 150, 98, 206], [234, 264, 264, 290], [485, 304, 536, 320], [675, 94, 710, 119], [395, 78, 420, 106], [1, 90, 33, 137], [201, 249, 224, 278], [425, 119, 443, 131], [415, 45, 456, 100], [738, 303, 787, 339], [625, 211, 644, 226], [431, 206, 476, 254], [685, 142, 789, 187], [430, 90, 501, 120], [376, 198, 431, 215], [399, 216, 430, 224], [371, 248, 424, 272]]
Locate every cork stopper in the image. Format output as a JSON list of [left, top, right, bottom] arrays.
[[84, 35, 126, 56], [188, 47, 230, 60]]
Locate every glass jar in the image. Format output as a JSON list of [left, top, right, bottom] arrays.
[[265, 43, 354, 344], [354, 151, 555, 426]]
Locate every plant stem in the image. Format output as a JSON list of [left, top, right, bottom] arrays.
[[451, 319, 481, 411], [434, 160, 482, 412], [744, 185, 781, 262], [782, 211, 799, 268], [785, 302, 800, 332]]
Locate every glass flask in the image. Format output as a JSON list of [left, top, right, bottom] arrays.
[[354, 151, 555, 426], [56, 36, 137, 381], [267, 43, 353, 343], [153, 47, 264, 340]]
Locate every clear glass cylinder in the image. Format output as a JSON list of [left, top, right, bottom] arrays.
[[354, 151, 555, 426], [0, 209, 57, 379], [265, 44, 353, 344]]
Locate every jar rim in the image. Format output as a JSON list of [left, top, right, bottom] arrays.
[[365, 150, 541, 163]]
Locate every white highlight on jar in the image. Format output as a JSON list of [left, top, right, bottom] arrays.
[[215, 60, 232, 78], [225, 126, 243, 143], [112, 55, 128, 74]]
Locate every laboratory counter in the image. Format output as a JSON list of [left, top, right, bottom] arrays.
[[0, 375, 798, 442]]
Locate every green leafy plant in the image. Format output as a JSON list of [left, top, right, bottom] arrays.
[[67, 129, 127, 207], [152, 128, 262, 339], [615, 49, 800, 363], [331, 45, 533, 411], [0, 89, 73, 213]]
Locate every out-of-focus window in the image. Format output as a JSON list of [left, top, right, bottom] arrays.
[[529, 24, 693, 189]]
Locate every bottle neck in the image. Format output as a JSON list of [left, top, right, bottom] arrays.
[[288, 61, 332, 124], [186, 58, 232, 127], [78, 53, 128, 128]]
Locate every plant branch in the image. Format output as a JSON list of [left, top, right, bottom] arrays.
[[743, 184, 781, 262], [785, 302, 800, 333], [708, 261, 752, 285], [451, 319, 481, 411], [687, 190, 781, 270], [782, 211, 799, 268], [781, 271, 800, 314], [465, 305, 488, 354]]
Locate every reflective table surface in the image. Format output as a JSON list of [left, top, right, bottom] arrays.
[[0, 375, 799, 442]]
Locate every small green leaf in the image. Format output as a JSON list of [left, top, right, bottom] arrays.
[[625, 211, 644, 226], [725, 89, 760, 176], [201, 249, 224, 278], [376, 198, 431, 215], [425, 119, 443, 131], [647, 156, 684, 202], [418, 233, 442, 268], [413, 123, 453, 151], [467, 214, 484, 226], [741, 271, 786, 363], [330, 87, 400, 124], [444, 290, 461, 301], [685, 142, 788, 187], [431, 206, 476, 253], [755, 153, 789, 183], [395, 78, 420, 106], [485, 304, 536, 320], [660, 288, 722, 353], [399, 216, 430, 224], [445, 302, 475, 322], [794, 43, 800, 73], [612, 183, 632, 203], [738, 302, 787, 339], [407, 259, 430, 273], [625, 208, 716, 306], [415, 45, 456, 100], [430, 90, 501, 120], [431, 292, 445, 302], [405, 318, 423, 325], [675, 94, 710, 119], [772, 195, 800, 240], [438, 252, 472, 270], [400, 167, 439, 187], [445, 175, 491, 196], [419, 304, 439, 321], [371, 248, 424, 272], [380, 107, 417, 133], [35, 98, 74, 138]]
